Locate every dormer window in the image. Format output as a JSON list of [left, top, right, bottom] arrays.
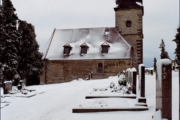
[[63, 43, 72, 56], [101, 42, 110, 54], [80, 42, 89, 55]]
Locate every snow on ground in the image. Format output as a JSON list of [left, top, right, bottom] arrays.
[[1, 72, 179, 120]]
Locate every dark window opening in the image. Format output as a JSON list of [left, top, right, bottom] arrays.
[[80, 42, 89, 55], [102, 46, 109, 53], [64, 47, 71, 55], [81, 47, 88, 54], [126, 20, 131, 27], [116, 62, 119, 66], [101, 42, 110, 54], [98, 63, 103, 73]]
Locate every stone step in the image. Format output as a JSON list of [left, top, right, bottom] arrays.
[[135, 103, 148, 107], [72, 107, 149, 113], [85, 95, 136, 99]]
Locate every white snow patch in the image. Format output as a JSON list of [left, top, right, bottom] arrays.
[[3, 81, 12, 84], [1, 72, 179, 120]]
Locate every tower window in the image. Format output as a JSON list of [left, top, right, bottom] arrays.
[[126, 20, 132, 27], [63, 43, 72, 55], [101, 42, 110, 54]]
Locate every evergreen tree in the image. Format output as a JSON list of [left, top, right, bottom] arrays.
[[18, 20, 43, 86], [0, 0, 21, 84], [173, 27, 180, 65], [153, 57, 157, 72], [159, 39, 170, 59]]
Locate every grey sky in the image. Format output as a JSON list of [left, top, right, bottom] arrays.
[[11, 0, 179, 67]]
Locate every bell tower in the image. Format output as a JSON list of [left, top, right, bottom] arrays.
[[114, 0, 144, 66]]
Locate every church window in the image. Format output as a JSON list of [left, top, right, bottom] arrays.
[[126, 20, 132, 27], [63, 43, 72, 55], [98, 63, 103, 73], [101, 42, 110, 54]]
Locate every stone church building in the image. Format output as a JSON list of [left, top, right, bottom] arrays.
[[40, 0, 144, 84]]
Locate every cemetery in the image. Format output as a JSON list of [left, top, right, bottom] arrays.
[[0, 0, 179, 120], [1, 59, 178, 120]]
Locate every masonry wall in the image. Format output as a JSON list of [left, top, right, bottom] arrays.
[[40, 59, 131, 84], [114, 8, 143, 65]]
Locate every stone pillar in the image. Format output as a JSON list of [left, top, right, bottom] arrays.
[[156, 59, 172, 120]]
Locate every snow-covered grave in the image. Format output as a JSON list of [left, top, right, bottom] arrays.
[[74, 68, 148, 113], [1, 71, 179, 120]]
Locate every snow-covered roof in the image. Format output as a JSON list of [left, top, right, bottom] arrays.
[[43, 27, 131, 60]]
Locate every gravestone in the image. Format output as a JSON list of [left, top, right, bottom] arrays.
[[3, 81, 12, 94], [156, 59, 172, 120], [132, 68, 137, 94], [138, 64, 145, 97], [138, 64, 146, 103]]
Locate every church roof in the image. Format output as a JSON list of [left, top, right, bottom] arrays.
[[43, 27, 131, 60]]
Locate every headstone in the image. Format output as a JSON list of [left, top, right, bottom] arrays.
[[3, 81, 12, 94], [132, 68, 137, 94], [138, 64, 145, 97], [138, 64, 147, 104], [156, 59, 172, 120]]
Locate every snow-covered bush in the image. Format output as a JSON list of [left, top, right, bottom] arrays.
[[109, 82, 115, 88], [118, 74, 126, 86]]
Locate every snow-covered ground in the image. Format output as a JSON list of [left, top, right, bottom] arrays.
[[1, 72, 179, 120]]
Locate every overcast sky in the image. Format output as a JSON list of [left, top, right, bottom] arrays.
[[11, 0, 179, 67]]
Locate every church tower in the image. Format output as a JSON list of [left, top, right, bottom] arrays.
[[114, 0, 144, 66]]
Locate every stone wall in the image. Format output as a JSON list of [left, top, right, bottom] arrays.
[[114, 8, 143, 65], [40, 59, 131, 84]]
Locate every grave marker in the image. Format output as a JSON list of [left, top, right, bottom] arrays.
[[156, 59, 172, 120], [3, 81, 12, 94], [132, 68, 137, 94], [138, 64, 145, 97]]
